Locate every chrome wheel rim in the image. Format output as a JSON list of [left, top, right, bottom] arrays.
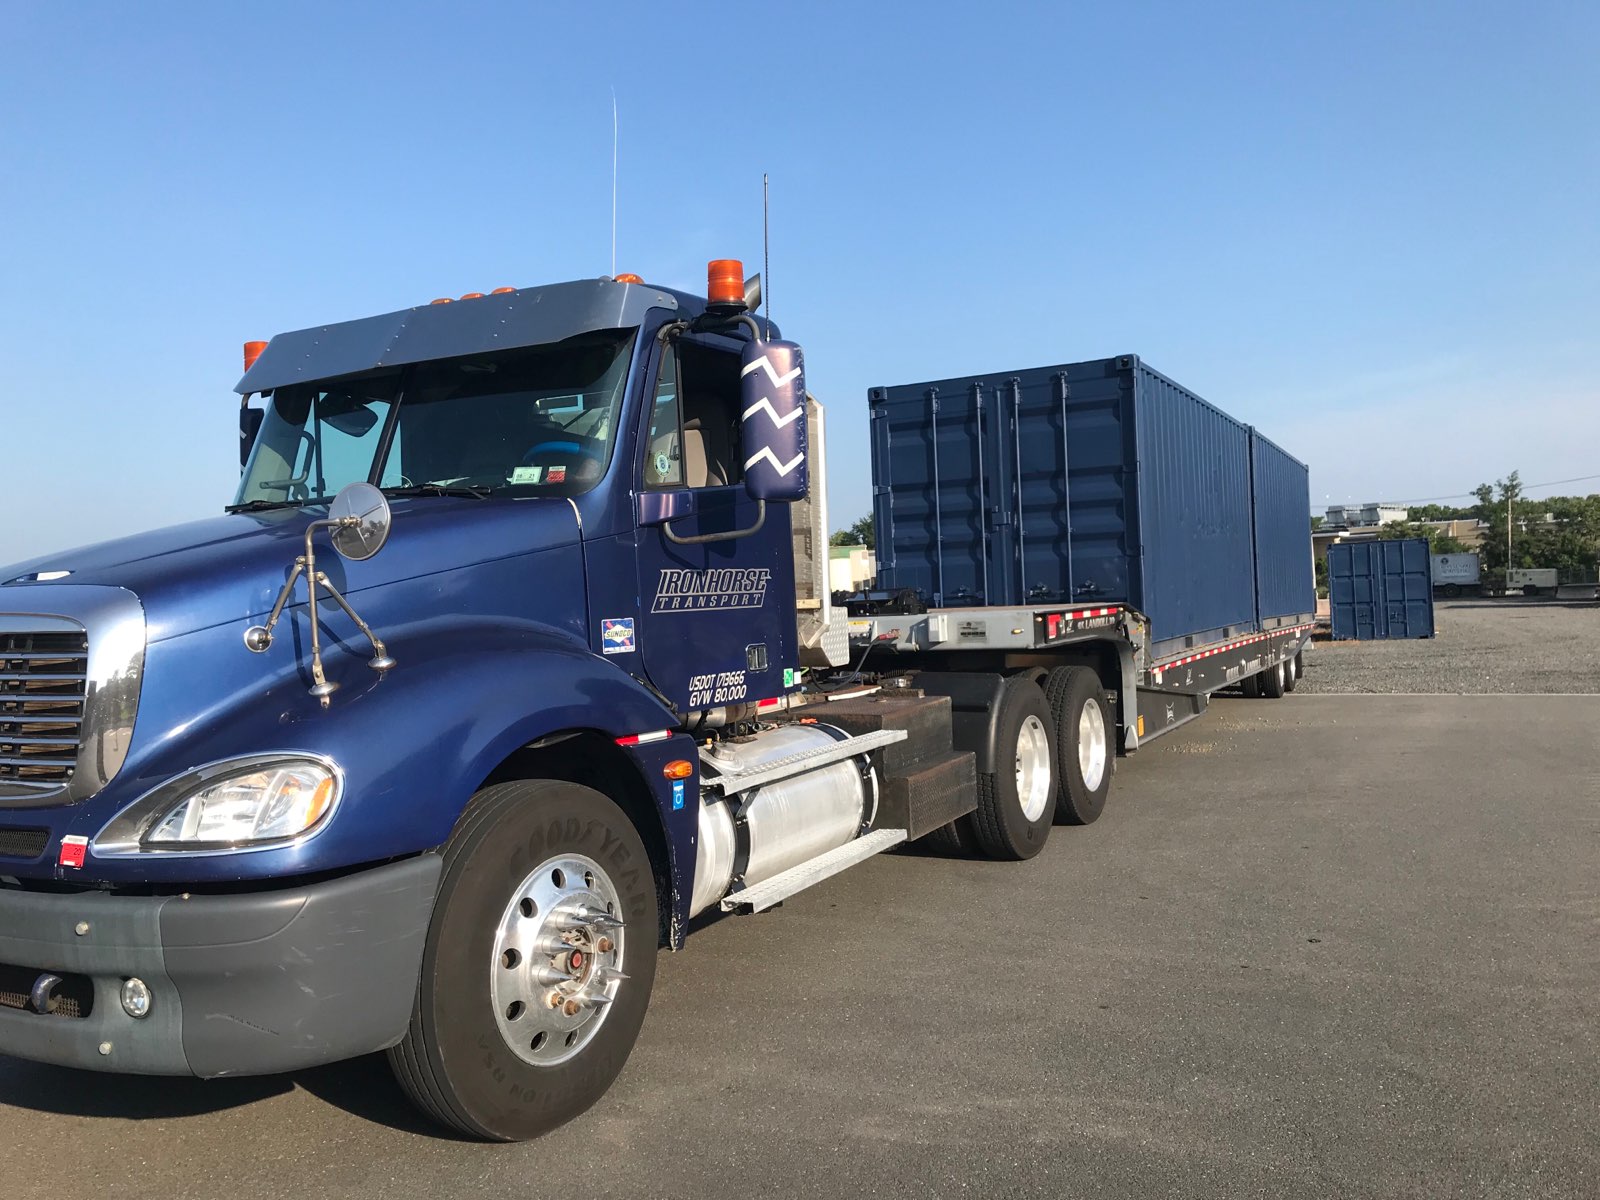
[[1015, 713, 1052, 821], [491, 852, 626, 1067], [1078, 700, 1108, 792]]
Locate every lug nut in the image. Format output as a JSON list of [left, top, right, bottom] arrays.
[[545, 990, 565, 1009], [562, 999, 582, 1017], [595, 936, 614, 954]]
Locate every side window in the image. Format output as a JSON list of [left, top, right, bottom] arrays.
[[676, 342, 744, 489], [642, 345, 683, 488]]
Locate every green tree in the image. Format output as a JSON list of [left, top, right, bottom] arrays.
[[1375, 521, 1468, 554], [830, 515, 875, 549]]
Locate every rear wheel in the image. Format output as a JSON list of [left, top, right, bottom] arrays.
[[1043, 667, 1113, 825], [389, 779, 659, 1141], [1240, 672, 1261, 699], [967, 676, 1057, 860], [1259, 660, 1287, 699], [1281, 656, 1298, 693]]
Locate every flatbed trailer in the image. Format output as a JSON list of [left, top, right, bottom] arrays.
[[848, 603, 1313, 750]]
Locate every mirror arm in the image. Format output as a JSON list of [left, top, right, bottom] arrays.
[[663, 500, 765, 546], [314, 571, 396, 673]]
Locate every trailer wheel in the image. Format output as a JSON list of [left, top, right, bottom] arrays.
[[389, 779, 658, 1141], [1281, 657, 1298, 693], [968, 676, 1057, 860], [1043, 667, 1113, 825], [1239, 672, 1261, 699], [1293, 650, 1304, 680], [1523, 584, 1539, 597], [1259, 660, 1287, 699]]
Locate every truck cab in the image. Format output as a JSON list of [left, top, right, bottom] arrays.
[[0, 264, 862, 1139]]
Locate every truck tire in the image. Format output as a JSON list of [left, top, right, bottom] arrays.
[[1259, 660, 1287, 699], [1240, 672, 1261, 699], [923, 819, 975, 856], [1043, 666, 1113, 825], [968, 676, 1057, 860], [1281, 656, 1298, 693], [389, 779, 658, 1141], [1293, 650, 1304, 680]]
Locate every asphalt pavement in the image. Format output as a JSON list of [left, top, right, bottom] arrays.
[[2, 694, 1597, 1198]]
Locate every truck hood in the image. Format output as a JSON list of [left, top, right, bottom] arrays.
[[0, 497, 583, 643]]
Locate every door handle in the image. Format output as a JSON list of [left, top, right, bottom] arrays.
[[664, 500, 766, 545]]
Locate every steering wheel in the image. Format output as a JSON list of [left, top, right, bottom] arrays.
[[520, 439, 606, 465]]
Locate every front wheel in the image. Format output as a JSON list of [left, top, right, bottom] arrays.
[[389, 779, 659, 1141]]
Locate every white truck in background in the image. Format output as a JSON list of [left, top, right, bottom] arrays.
[[1430, 553, 1481, 597]]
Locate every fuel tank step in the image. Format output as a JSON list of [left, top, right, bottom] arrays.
[[719, 828, 908, 913], [699, 728, 907, 795]]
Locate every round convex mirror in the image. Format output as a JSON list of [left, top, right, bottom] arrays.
[[328, 482, 392, 561]]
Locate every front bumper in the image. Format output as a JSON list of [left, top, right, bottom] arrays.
[[0, 854, 440, 1077]]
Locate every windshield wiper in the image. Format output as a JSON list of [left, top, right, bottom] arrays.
[[380, 483, 494, 500], [226, 498, 310, 513]]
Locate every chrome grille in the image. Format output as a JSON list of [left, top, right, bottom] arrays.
[[0, 629, 89, 786]]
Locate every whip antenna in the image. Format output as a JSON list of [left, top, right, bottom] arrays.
[[762, 172, 770, 338], [610, 89, 618, 277]]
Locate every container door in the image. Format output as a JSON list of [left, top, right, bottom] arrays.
[[1379, 538, 1435, 638], [999, 371, 1075, 606], [870, 382, 995, 605]]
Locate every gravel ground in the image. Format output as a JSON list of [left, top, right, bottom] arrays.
[[1300, 598, 1600, 694]]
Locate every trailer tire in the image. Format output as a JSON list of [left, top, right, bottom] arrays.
[[389, 779, 658, 1142], [1281, 657, 1297, 693], [968, 676, 1057, 860], [1043, 667, 1113, 825], [1293, 650, 1304, 680], [1240, 672, 1261, 699], [1259, 660, 1287, 699]]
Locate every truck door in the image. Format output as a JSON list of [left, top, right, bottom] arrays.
[[632, 334, 795, 713]]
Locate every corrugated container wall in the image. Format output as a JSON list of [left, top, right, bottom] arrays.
[[870, 355, 1258, 653], [1248, 431, 1316, 625], [1328, 538, 1436, 639]]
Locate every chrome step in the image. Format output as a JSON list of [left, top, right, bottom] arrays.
[[720, 828, 908, 913], [700, 728, 908, 795]]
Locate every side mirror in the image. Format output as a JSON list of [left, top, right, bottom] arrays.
[[739, 339, 809, 503], [327, 482, 392, 561], [239, 405, 264, 469]]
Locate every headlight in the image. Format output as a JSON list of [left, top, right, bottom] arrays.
[[92, 755, 343, 855], [144, 762, 338, 846]]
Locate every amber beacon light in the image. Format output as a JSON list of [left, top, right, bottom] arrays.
[[242, 340, 267, 370], [706, 259, 746, 308]]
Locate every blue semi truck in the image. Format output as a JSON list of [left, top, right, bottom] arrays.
[[0, 262, 1312, 1139]]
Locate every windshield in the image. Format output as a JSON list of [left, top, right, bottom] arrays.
[[234, 329, 638, 507]]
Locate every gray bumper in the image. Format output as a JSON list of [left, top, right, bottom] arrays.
[[0, 855, 440, 1077]]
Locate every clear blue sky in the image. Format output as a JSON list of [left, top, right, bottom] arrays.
[[3, 2, 1596, 563]]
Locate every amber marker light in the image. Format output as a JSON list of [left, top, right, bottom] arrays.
[[614, 273, 644, 284], [706, 259, 745, 307], [243, 341, 267, 370]]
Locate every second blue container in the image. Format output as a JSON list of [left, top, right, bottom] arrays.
[[870, 354, 1260, 655]]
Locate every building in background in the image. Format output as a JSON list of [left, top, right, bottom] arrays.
[[1325, 503, 1408, 528], [829, 545, 877, 594]]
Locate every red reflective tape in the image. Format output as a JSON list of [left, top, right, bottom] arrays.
[[615, 730, 671, 746]]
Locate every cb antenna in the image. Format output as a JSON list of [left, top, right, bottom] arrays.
[[762, 172, 770, 338], [610, 89, 619, 277]]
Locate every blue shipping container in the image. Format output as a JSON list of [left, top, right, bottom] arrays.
[[1249, 430, 1316, 625], [1328, 538, 1436, 639], [870, 354, 1259, 654]]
